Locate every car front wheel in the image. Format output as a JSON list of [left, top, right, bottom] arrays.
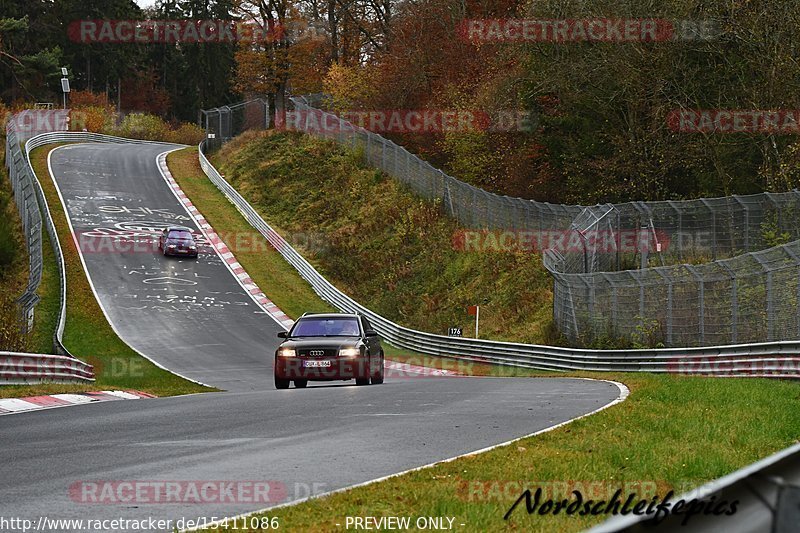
[[371, 352, 384, 385], [294, 379, 308, 388], [274, 376, 290, 389]]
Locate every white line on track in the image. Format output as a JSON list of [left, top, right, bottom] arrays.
[[47, 144, 213, 388]]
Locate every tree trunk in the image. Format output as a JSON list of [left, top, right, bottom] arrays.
[[328, 0, 338, 63]]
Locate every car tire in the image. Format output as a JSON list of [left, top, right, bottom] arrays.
[[294, 379, 308, 388], [371, 353, 385, 385], [355, 377, 370, 386], [274, 376, 290, 389]]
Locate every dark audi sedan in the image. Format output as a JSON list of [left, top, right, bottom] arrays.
[[274, 313, 385, 389], [158, 225, 199, 257]]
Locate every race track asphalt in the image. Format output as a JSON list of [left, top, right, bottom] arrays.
[[0, 142, 625, 531]]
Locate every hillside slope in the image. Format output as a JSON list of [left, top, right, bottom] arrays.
[[213, 130, 556, 344]]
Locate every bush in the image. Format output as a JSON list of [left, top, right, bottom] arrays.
[[110, 113, 204, 144], [0, 101, 9, 131], [112, 113, 171, 141], [70, 106, 118, 133], [164, 122, 205, 145], [0, 189, 18, 275], [69, 90, 110, 108], [0, 297, 28, 352]]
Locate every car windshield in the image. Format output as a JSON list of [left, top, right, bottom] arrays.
[[168, 230, 193, 241], [291, 317, 360, 337]]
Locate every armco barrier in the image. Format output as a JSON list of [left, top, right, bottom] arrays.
[[0, 351, 94, 384], [198, 141, 800, 377], [285, 97, 800, 349], [5, 123, 45, 334], [3, 130, 172, 384], [590, 442, 800, 532]]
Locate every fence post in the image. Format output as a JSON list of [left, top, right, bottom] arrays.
[[653, 269, 673, 345], [685, 265, 704, 345]]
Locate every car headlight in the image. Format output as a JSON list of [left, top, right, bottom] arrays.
[[338, 346, 361, 357], [278, 347, 296, 357]]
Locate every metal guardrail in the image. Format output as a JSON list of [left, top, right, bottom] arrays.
[[4, 111, 72, 337], [198, 141, 800, 377], [0, 351, 94, 384], [590, 442, 800, 532], [5, 123, 45, 334], [3, 120, 171, 383], [286, 96, 800, 350]]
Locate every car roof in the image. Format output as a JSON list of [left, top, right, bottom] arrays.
[[165, 225, 194, 232], [298, 313, 359, 319]]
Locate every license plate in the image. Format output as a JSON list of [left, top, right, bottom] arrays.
[[303, 360, 332, 368]]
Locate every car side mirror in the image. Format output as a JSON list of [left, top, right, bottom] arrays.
[[365, 329, 378, 337], [277, 331, 288, 338]]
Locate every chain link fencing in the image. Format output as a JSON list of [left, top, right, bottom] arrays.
[[199, 99, 269, 151], [285, 96, 800, 348], [198, 96, 800, 348]]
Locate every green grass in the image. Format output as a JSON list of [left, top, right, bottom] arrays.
[[166, 148, 335, 320], [0, 138, 31, 353], [0, 145, 214, 399], [28, 214, 61, 355], [167, 148, 536, 376], [176, 132, 800, 532], [205, 374, 797, 533], [211, 130, 556, 345]]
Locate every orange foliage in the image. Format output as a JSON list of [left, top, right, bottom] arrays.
[[69, 90, 110, 108], [120, 70, 171, 116]]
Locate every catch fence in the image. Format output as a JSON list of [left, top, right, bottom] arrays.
[[203, 96, 800, 348]]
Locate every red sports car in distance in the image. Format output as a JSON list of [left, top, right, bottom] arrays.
[[158, 225, 199, 257], [274, 313, 385, 389]]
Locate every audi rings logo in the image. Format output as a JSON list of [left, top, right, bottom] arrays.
[[309, 350, 325, 357]]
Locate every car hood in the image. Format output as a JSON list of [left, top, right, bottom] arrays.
[[281, 336, 361, 350]]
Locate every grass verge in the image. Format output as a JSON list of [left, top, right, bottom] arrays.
[[27, 212, 61, 355], [0, 139, 59, 356], [166, 148, 335, 319], [0, 139, 31, 353], [229, 374, 798, 533], [0, 145, 214, 398], [169, 134, 799, 532], [212, 131, 556, 345]]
